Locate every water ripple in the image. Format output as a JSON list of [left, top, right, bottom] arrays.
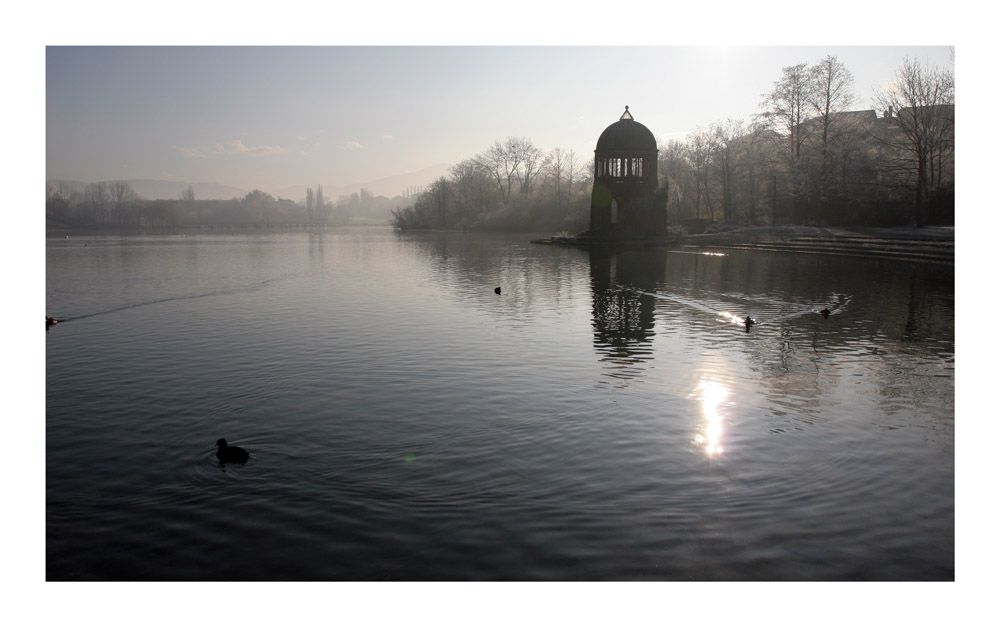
[[46, 231, 954, 580]]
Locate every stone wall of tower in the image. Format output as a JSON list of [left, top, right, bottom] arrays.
[[588, 115, 663, 237]]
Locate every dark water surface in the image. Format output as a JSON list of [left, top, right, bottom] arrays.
[[46, 228, 954, 580]]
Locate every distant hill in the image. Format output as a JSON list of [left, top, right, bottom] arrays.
[[124, 180, 249, 200], [273, 163, 451, 202], [47, 179, 248, 201], [47, 163, 451, 204], [46, 180, 88, 195]]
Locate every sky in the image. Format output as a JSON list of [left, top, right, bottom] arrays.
[[45, 44, 955, 197], [12, 2, 997, 623]]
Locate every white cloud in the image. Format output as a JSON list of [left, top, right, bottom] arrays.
[[382, 135, 394, 140], [229, 139, 287, 156], [181, 146, 208, 159], [341, 141, 364, 150], [182, 140, 287, 159], [296, 137, 321, 153]]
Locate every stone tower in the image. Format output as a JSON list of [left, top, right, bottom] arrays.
[[588, 106, 665, 236]]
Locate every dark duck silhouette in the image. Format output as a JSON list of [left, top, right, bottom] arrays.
[[215, 438, 250, 463], [46, 316, 59, 329], [744, 316, 756, 332], [819, 308, 831, 319], [494, 287, 501, 295]]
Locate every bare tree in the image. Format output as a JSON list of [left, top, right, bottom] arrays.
[[514, 137, 543, 194], [315, 185, 327, 223], [761, 63, 813, 221], [108, 180, 139, 224], [687, 129, 715, 220], [83, 181, 110, 225], [475, 137, 537, 204], [872, 57, 955, 226], [658, 139, 692, 222], [808, 56, 855, 201], [476, 140, 516, 204], [449, 158, 500, 225], [741, 120, 779, 226], [542, 147, 573, 209], [46, 182, 72, 225], [564, 149, 579, 203], [709, 119, 747, 223]]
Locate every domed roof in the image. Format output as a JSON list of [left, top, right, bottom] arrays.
[[595, 106, 657, 153]]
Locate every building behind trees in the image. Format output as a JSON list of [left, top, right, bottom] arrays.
[[660, 55, 954, 230]]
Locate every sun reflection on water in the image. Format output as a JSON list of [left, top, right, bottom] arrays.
[[694, 379, 728, 455], [718, 311, 747, 327]]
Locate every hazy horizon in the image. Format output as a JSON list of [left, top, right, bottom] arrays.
[[46, 45, 954, 198], [44, 161, 452, 202]]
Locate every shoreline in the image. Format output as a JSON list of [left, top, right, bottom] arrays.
[[533, 225, 955, 264]]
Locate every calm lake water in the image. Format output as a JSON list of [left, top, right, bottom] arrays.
[[46, 227, 954, 580]]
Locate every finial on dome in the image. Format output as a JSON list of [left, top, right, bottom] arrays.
[[620, 106, 633, 121]]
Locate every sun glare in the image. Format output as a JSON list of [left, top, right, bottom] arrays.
[[719, 311, 746, 327], [695, 379, 728, 455]]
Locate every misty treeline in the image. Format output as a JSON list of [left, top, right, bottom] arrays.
[[46, 181, 401, 230], [661, 55, 954, 229], [45, 180, 183, 228], [395, 55, 954, 233], [392, 139, 590, 232]]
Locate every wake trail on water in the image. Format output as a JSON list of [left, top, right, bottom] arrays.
[[626, 287, 851, 329], [55, 275, 292, 324]]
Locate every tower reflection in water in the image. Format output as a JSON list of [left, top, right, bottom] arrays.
[[589, 248, 666, 383], [589, 247, 727, 456]]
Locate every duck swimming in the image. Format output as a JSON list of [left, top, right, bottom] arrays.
[[215, 438, 250, 463], [494, 287, 501, 295], [820, 308, 831, 319], [744, 316, 755, 332]]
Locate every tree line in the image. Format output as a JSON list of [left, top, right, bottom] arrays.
[[395, 54, 954, 233], [46, 180, 184, 228], [392, 139, 590, 232], [662, 55, 954, 229], [46, 181, 402, 230]]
